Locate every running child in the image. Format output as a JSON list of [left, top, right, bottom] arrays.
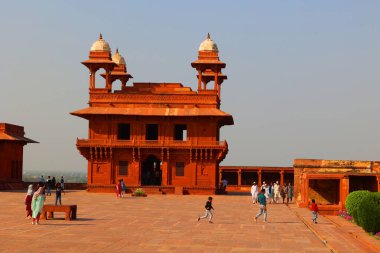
[[310, 199, 318, 224], [197, 196, 215, 223]]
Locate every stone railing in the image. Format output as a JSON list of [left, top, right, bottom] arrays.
[[76, 138, 227, 149]]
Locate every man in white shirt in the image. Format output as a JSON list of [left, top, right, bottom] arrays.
[[251, 181, 258, 204], [273, 181, 280, 203]]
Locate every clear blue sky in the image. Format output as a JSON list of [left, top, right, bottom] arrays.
[[1, 1, 379, 172]]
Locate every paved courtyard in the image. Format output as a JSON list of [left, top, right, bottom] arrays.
[[0, 191, 378, 253]]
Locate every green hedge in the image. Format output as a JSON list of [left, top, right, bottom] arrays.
[[355, 193, 380, 233], [345, 190, 371, 217]]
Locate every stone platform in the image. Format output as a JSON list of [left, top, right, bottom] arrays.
[[0, 191, 378, 252]]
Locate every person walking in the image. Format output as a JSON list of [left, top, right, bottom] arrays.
[[197, 196, 215, 223], [310, 199, 318, 224], [51, 177, 56, 190], [31, 183, 45, 225], [39, 175, 44, 183], [251, 181, 258, 204], [55, 182, 65, 206], [60, 176, 65, 190], [264, 182, 269, 202], [269, 182, 274, 204], [273, 181, 280, 204], [24, 184, 34, 219], [254, 189, 267, 222], [286, 182, 293, 205], [120, 179, 127, 198], [281, 185, 287, 204], [46, 176, 52, 196], [116, 180, 122, 198]]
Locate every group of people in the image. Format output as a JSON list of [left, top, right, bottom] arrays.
[[39, 175, 65, 196], [116, 179, 127, 198], [197, 180, 319, 225], [197, 191, 318, 224], [24, 177, 66, 224], [250, 181, 293, 205]]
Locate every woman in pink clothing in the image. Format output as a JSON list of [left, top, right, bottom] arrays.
[[116, 180, 122, 198]]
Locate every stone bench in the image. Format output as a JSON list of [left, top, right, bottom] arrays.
[[41, 205, 77, 220]]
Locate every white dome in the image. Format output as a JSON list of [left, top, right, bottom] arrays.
[[198, 33, 218, 52], [90, 34, 111, 52], [112, 49, 126, 65]]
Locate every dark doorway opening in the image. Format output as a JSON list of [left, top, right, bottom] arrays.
[[146, 124, 159, 140], [141, 155, 161, 186], [221, 171, 238, 185], [349, 176, 377, 192], [174, 124, 187, 140], [309, 179, 340, 205], [242, 171, 258, 186]]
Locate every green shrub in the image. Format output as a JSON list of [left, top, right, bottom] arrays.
[[134, 188, 146, 196], [355, 193, 380, 233], [345, 190, 371, 217]]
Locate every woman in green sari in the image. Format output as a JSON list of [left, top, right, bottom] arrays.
[[31, 183, 45, 225]]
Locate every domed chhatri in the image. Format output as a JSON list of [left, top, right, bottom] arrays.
[[198, 33, 218, 52], [112, 48, 126, 65], [90, 33, 111, 52]]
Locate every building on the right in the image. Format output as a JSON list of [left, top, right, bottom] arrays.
[[294, 159, 380, 214]]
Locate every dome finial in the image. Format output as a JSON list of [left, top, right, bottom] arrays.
[[207, 33, 210, 39], [116, 48, 119, 54], [99, 33, 103, 40]]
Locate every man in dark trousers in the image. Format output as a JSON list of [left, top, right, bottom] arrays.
[[197, 196, 215, 223], [254, 189, 267, 222]]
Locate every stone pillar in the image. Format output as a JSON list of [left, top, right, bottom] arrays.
[[237, 169, 242, 186], [198, 70, 202, 90], [301, 174, 309, 207], [340, 176, 349, 210], [214, 71, 218, 90], [161, 161, 168, 186], [258, 169, 262, 188], [90, 70, 95, 89], [280, 170, 284, 186]]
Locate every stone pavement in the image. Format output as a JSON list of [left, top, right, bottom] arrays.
[[0, 191, 377, 253], [290, 206, 380, 253]]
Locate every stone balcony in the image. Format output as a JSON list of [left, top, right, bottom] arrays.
[[76, 138, 227, 149], [76, 138, 229, 162]]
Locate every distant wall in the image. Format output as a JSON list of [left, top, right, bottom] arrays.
[[22, 182, 87, 190]]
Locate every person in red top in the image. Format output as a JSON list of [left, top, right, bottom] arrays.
[[310, 199, 318, 224], [116, 180, 122, 198]]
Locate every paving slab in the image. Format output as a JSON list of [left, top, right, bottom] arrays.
[[0, 190, 372, 252]]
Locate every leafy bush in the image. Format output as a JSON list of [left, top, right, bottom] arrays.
[[133, 188, 146, 196], [345, 190, 371, 217], [355, 193, 380, 233]]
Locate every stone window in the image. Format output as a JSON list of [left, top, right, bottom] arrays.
[[146, 124, 159, 140], [175, 162, 185, 176], [174, 124, 187, 141], [119, 161, 128, 176], [118, 124, 130, 140]]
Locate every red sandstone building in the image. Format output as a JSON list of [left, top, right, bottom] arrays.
[[220, 166, 293, 191], [0, 123, 37, 188], [71, 34, 233, 193], [294, 159, 380, 214]]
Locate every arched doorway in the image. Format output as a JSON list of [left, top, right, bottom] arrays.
[[141, 155, 161, 186]]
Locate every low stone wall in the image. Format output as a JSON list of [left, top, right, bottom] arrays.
[[22, 182, 87, 190], [87, 184, 218, 195]]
